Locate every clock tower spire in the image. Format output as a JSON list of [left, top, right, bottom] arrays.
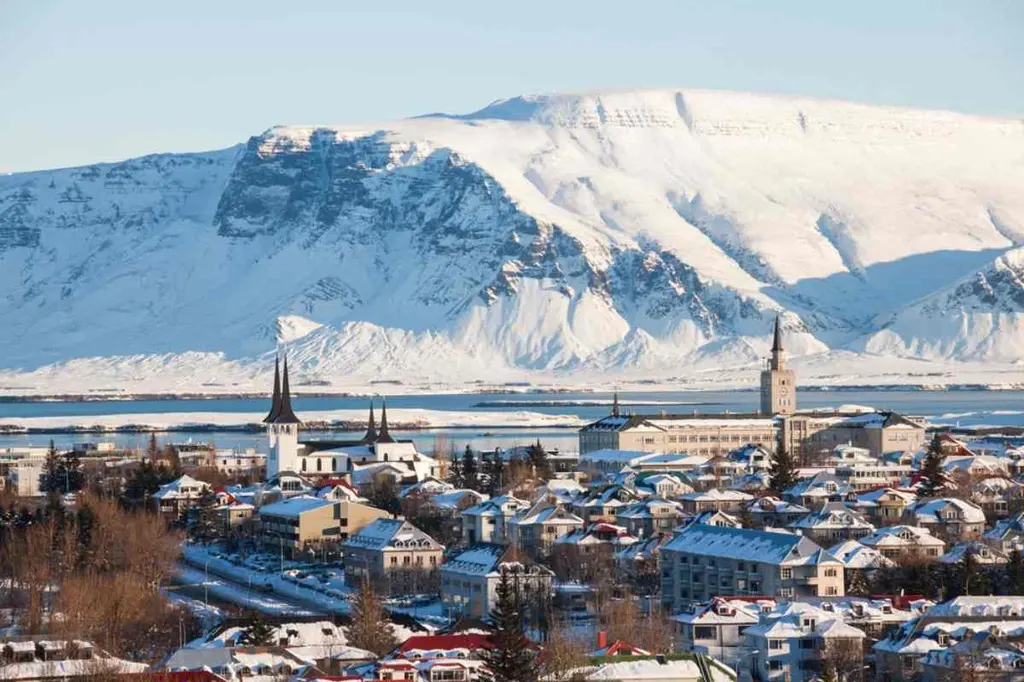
[[761, 315, 796, 415]]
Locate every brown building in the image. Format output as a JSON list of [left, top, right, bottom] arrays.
[[343, 519, 444, 585]]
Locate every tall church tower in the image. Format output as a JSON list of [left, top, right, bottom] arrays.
[[264, 353, 301, 477], [760, 316, 797, 415]]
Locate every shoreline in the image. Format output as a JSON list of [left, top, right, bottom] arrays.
[[1, 382, 1023, 404]]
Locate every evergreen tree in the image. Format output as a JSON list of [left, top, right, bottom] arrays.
[[347, 580, 398, 657], [237, 610, 277, 646], [39, 440, 62, 496], [918, 435, 948, 498], [1006, 549, 1024, 595], [768, 445, 798, 496], [447, 448, 464, 489], [192, 491, 222, 543], [368, 475, 402, 516], [483, 570, 539, 682], [146, 433, 160, 462], [527, 440, 552, 480], [462, 445, 479, 492], [485, 450, 505, 497], [819, 660, 839, 682], [59, 450, 85, 493]]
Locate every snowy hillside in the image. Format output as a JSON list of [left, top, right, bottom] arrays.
[[2, 88, 1024, 395]]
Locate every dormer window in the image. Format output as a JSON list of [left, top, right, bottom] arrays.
[[937, 632, 949, 646]]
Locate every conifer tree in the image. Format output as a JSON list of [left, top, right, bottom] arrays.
[[768, 445, 798, 496], [238, 610, 277, 646], [483, 570, 539, 682], [918, 435, 948, 498], [347, 580, 398, 657], [462, 445, 479, 492], [1006, 549, 1024, 595], [60, 450, 85, 493], [485, 450, 505, 496], [192, 490, 222, 543], [447, 448, 464, 489], [39, 440, 62, 496], [527, 440, 552, 480]]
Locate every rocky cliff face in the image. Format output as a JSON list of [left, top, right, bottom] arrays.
[[2, 89, 1024, 393]]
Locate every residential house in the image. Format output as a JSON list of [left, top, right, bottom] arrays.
[[661, 525, 845, 611], [983, 511, 1024, 554], [921, 629, 1024, 682], [743, 604, 866, 682], [441, 544, 554, 618], [678, 489, 752, 515], [615, 496, 684, 537], [828, 539, 895, 572], [784, 473, 851, 510], [846, 487, 917, 525], [151, 474, 210, 519], [744, 496, 810, 528], [938, 541, 1009, 566], [673, 597, 760, 668], [343, 519, 444, 585], [377, 634, 494, 682], [858, 525, 946, 561], [507, 502, 584, 558], [788, 502, 875, 546], [874, 596, 1024, 682], [571, 485, 638, 524], [461, 494, 529, 546], [904, 498, 987, 542], [633, 472, 694, 498]]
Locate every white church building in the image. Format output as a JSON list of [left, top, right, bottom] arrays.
[[262, 355, 440, 483]]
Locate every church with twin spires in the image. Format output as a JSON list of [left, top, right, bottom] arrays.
[[262, 354, 440, 483]]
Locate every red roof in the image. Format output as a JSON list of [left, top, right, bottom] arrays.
[[398, 634, 494, 653], [119, 674, 226, 682]]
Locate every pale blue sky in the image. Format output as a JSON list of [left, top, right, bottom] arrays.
[[2, 1, 1022, 172]]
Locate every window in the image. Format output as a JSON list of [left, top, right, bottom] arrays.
[[800, 639, 814, 649], [824, 568, 837, 577], [694, 626, 717, 640], [769, 661, 782, 671], [781, 568, 793, 579], [769, 640, 782, 650]]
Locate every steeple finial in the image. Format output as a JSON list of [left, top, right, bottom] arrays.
[[271, 352, 300, 424], [612, 391, 620, 418], [772, 314, 783, 353], [263, 354, 282, 423], [376, 397, 396, 444], [362, 401, 378, 444]]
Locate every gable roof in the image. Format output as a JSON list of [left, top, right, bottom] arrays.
[[664, 524, 839, 566]]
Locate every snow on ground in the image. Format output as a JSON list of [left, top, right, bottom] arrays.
[[174, 564, 320, 617], [0, 407, 585, 432]]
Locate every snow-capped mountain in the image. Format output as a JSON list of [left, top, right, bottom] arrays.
[[2, 89, 1024, 394]]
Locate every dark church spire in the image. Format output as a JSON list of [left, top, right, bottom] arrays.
[[771, 314, 784, 353], [263, 354, 282, 423], [361, 401, 378, 444], [271, 354, 300, 424], [612, 391, 621, 418], [376, 398, 396, 444]]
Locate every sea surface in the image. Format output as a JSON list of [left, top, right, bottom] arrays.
[[1, 389, 1023, 455]]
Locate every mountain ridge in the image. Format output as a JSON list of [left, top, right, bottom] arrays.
[[2, 88, 1024, 394]]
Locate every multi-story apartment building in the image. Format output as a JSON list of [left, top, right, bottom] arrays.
[[441, 544, 554, 619], [460, 494, 529, 546], [661, 525, 845, 612], [343, 519, 444, 585], [259, 495, 345, 557]]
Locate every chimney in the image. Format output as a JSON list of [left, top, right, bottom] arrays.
[[596, 630, 607, 651]]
